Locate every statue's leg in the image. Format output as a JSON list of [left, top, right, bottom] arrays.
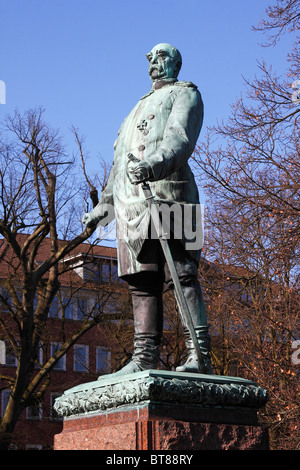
[[111, 272, 163, 376], [164, 243, 213, 374], [175, 280, 213, 374]]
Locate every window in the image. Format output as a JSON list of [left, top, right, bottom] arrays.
[[74, 344, 89, 372], [0, 288, 12, 312], [1, 389, 10, 417], [33, 294, 38, 313], [111, 263, 118, 281], [26, 402, 42, 421], [0, 340, 18, 367], [87, 260, 120, 283], [104, 299, 117, 314], [49, 297, 59, 318], [101, 263, 110, 282], [5, 349, 18, 366], [0, 341, 5, 364], [96, 347, 111, 374], [34, 343, 43, 369], [50, 343, 66, 371], [76, 298, 87, 320], [50, 393, 63, 421], [240, 290, 252, 303], [62, 298, 73, 319]]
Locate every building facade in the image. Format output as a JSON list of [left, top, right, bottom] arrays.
[[0, 237, 131, 449]]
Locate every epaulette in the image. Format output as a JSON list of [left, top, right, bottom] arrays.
[[174, 81, 198, 89]]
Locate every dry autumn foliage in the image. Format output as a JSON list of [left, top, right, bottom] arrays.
[[193, 0, 300, 450]]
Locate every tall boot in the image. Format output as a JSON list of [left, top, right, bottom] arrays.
[[105, 282, 163, 377], [113, 333, 160, 375], [175, 280, 213, 374], [176, 326, 213, 374]]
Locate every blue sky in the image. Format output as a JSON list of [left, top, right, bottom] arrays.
[[1, 0, 292, 166], [0, 1, 294, 247]]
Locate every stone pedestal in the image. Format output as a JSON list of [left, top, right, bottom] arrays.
[[54, 370, 269, 451]]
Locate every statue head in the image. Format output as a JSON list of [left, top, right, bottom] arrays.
[[146, 43, 182, 83]]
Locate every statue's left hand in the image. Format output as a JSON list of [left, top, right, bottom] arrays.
[[82, 212, 98, 228], [127, 160, 153, 185]]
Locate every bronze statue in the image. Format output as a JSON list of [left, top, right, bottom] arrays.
[[83, 43, 212, 375]]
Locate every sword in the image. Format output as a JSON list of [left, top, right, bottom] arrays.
[[127, 153, 205, 372]]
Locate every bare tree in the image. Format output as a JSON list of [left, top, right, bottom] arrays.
[[198, 205, 300, 449], [253, 0, 300, 46], [0, 108, 117, 449], [192, 0, 300, 449]]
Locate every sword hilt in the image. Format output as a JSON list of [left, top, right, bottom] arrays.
[[127, 153, 151, 191], [127, 153, 139, 164]]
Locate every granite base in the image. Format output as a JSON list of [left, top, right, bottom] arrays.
[[54, 402, 269, 450], [54, 370, 269, 451]]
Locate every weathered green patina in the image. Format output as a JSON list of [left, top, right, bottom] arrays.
[[83, 43, 211, 377], [54, 370, 269, 418], [54, 47, 269, 419], [83, 43, 203, 277]]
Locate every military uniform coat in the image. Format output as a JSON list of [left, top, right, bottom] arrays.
[[98, 79, 204, 277]]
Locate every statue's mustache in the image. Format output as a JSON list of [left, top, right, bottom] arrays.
[[149, 65, 163, 74]]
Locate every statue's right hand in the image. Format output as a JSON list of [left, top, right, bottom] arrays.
[[82, 212, 98, 228]]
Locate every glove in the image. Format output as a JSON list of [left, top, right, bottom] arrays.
[[82, 211, 99, 228], [127, 160, 153, 185], [82, 203, 113, 228]]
